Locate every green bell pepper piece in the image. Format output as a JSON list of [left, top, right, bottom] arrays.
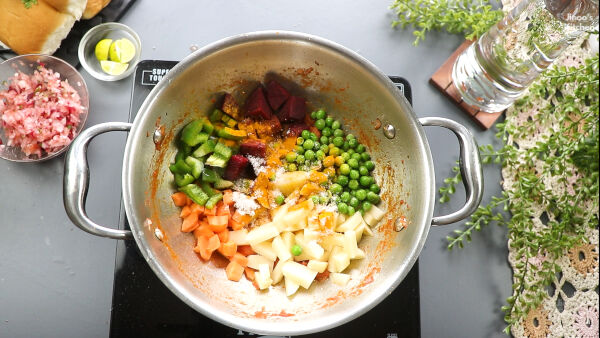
[[179, 184, 209, 206], [201, 118, 215, 134], [204, 193, 223, 210], [174, 173, 195, 187], [192, 139, 217, 158], [201, 168, 219, 183], [185, 156, 204, 179], [169, 159, 192, 175], [209, 109, 224, 123], [200, 182, 218, 197]]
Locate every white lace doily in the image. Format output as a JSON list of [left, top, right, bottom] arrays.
[[500, 1, 599, 337]]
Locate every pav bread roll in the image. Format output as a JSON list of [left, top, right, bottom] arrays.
[[44, 0, 86, 18], [0, 0, 80, 55], [82, 0, 111, 19]]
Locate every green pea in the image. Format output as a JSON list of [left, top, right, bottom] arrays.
[[320, 144, 329, 152], [333, 129, 344, 138], [296, 154, 305, 164], [356, 189, 367, 201], [351, 153, 361, 161], [356, 144, 366, 153], [369, 184, 380, 194], [340, 191, 351, 203], [305, 150, 315, 161], [316, 150, 325, 160], [328, 136, 335, 144], [325, 117, 334, 127], [291, 244, 303, 256], [319, 195, 329, 204], [313, 141, 321, 149], [296, 137, 304, 145], [285, 152, 297, 162], [336, 175, 349, 186], [322, 127, 332, 137], [288, 163, 297, 171], [311, 195, 320, 204], [337, 202, 349, 214], [348, 158, 359, 169], [275, 195, 285, 205], [341, 152, 351, 162], [347, 149, 355, 155], [342, 141, 350, 151], [361, 152, 371, 161], [348, 138, 358, 148], [301, 130, 311, 139], [362, 201, 373, 212], [367, 191, 381, 204], [365, 160, 375, 171], [320, 135, 329, 144], [347, 206, 356, 215], [339, 163, 351, 175], [350, 189, 357, 196], [315, 109, 326, 120], [329, 183, 343, 194], [345, 133, 355, 140], [332, 120, 341, 130], [348, 179, 359, 190], [349, 170, 360, 180], [310, 111, 317, 119], [295, 145, 304, 154], [359, 166, 369, 176], [332, 136, 344, 147], [303, 139, 315, 150], [360, 176, 372, 187], [315, 119, 326, 130], [349, 197, 359, 207], [310, 133, 318, 141]]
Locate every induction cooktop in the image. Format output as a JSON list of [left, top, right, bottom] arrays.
[[110, 60, 420, 338]]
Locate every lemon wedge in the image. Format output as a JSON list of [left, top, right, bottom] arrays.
[[94, 39, 112, 61], [109, 38, 136, 63], [100, 60, 129, 76]]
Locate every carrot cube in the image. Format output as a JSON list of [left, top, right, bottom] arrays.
[[217, 203, 230, 217], [193, 224, 214, 239], [218, 241, 237, 258], [181, 213, 199, 233], [228, 218, 244, 230], [217, 230, 229, 243], [171, 192, 188, 207], [237, 245, 255, 256], [180, 205, 191, 218], [223, 190, 234, 206], [190, 203, 205, 215], [244, 267, 255, 281], [207, 234, 221, 252], [230, 252, 248, 267], [226, 261, 244, 282]]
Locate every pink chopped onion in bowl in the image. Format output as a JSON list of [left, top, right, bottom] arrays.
[[0, 64, 84, 157]]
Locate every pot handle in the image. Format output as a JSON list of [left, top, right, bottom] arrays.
[[63, 122, 133, 240], [419, 117, 483, 226]]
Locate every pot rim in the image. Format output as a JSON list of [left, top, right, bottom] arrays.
[[122, 30, 435, 335]]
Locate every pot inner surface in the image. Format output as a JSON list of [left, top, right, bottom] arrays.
[[123, 32, 434, 335]]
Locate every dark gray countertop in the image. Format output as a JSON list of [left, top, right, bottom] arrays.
[[0, 1, 511, 337]]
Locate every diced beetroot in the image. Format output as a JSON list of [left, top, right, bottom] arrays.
[[284, 123, 310, 138], [277, 96, 306, 123], [240, 139, 266, 158], [265, 80, 290, 110], [245, 86, 272, 120], [221, 93, 241, 119], [224, 155, 249, 181]]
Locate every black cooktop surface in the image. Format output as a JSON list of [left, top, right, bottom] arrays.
[[110, 60, 420, 338]]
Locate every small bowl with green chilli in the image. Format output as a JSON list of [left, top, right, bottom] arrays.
[[78, 22, 141, 81]]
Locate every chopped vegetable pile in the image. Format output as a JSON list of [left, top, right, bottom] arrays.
[[168, 78, 386, 295]]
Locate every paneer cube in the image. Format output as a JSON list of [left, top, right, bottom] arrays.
[[285, 276, 300, 296], [246, 222, 279, 245], [250, 241, 278, 261], [255, 264, 273, 290], [307, 260, 328, 273]]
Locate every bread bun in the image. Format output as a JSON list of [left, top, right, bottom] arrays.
[[0, 0, 81, 55], [82, 0, 111, 19], [44, 0, 86, 18]]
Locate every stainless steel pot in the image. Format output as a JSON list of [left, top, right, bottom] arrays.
[[63, 31, 483, 335]]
